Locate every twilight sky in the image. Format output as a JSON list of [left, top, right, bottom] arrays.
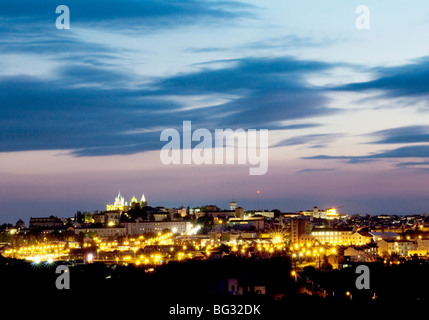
[[1, 0, 429, 223]]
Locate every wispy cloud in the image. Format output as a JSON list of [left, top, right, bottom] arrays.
[[304, 145, 429, 164], [337, 56, 429, 101], [274, 133, 343, 148], [369, 125, 429, 144], [298, 168, 336, 173], [186, 34, 345, 54]]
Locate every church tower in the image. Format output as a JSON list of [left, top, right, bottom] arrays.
[[106, 191, 128, 211], [130, 195, 139, 210], [114, 191, 125, 207], [140, 193, 148, 208]]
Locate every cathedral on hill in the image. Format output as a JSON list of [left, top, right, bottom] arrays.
[[106, 192, 147, 212]]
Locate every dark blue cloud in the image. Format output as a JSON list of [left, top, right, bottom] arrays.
[[304, 145, 429, 164], [149, 56, 338, 128], [369, 125, 429, 144], [395, 161, 429, 172], [396, 161, 429, 167], [154, 57, 331, 94], [337, 56, 429, 99], [0, 75, 173, 154], [0, 0, 254, 29], [0, 0, 255, 70], [0, 1, 342, 157], [0, 55, 339, 156]]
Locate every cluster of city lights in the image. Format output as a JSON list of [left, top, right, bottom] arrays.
[[3, 242, 79, 263], [2, 227, 341, 269], [290, 242, 337, 260]]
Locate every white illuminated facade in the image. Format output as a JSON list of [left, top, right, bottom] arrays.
[[311, 229, 372, 246], [122, 221, 191, 235], [107, 192, 127, 211]]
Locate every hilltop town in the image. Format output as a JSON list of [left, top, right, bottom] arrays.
[[2, 192, 429, 268]]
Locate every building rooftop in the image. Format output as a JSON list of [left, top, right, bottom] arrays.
[[311, 227, 354, 232]]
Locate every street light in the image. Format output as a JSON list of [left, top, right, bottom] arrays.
[[346, 291, 352, 300], [87, 253, 93, 263], [291, 270, 297, 283]]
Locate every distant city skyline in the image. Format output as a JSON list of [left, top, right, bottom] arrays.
[[1, 0, 429, 222], [3, 189, 429, 226]]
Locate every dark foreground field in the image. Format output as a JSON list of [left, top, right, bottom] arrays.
[[1, 255, 428, 318]]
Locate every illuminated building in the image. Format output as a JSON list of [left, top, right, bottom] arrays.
[[369, 231, 399, 241], [176, 207, 187, 217], [94, 212, 106, 225], [344, 246, 377, 262], [195, 210, 236, 219], [298, 207, 347, 220], [251, 211, 275, 218], [106, 192, 147, 211], [377, 239, 417, 257], [16, 219, 25, 229], [310, 228, 372, 246], [75, 226, 126, 239], [326, 208, 339, 220], [407, 249, 427, 257], [235, 207, 245, 219], [150, 211, 170, 222], [228, 217, 264, 231], [205, 205, 218, 211], [417, 239, 429, 252], [29, 217, 64, 229], [300, 207, 327, 219], [351, 232, 373, 245], [122, 221, 191, 235], [230, 201, 237, 210], [290, 218, 313, 244], [106, 192, 128, 212], [106, 211, 120, 227]]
